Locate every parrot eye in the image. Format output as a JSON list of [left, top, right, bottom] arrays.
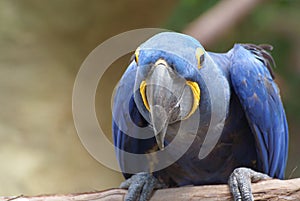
[[196, 47, 205, 69], [134, 47, 140, 64]]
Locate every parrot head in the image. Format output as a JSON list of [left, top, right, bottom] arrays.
[[133, 32, 207, 150]]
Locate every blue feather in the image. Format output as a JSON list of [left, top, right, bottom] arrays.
[[229, 44, 288, 178], [112, 32, 289, 186]]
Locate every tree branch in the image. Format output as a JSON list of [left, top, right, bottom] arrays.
[[1, 178, 300, 201], [183, 0, 266, 47]]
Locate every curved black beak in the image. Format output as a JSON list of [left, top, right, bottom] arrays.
[[145, 60, 187, 150]]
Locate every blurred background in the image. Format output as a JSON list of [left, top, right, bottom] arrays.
[[0, 0, 299, 196]]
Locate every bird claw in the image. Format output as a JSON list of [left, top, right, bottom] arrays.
[[120, 172, 166, 201], [228, 167, 271, 201]]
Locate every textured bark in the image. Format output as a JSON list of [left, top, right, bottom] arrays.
[[1, 178, 300, 201], [183, 0, 266, 47]]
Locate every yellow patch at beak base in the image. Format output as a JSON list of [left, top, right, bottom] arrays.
[[140, 81, 150, 111], [184, 81, 201, 119]]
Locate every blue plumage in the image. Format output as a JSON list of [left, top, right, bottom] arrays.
[[112, 32, 288, 189], [229, 44, 288, 178]]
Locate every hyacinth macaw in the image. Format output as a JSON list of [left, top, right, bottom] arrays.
[[112, 32, 288, 201]]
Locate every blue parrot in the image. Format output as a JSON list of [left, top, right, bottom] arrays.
[[112, 32, 288, 201]]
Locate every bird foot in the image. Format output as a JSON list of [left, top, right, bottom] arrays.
[[228, 167, 271, 201], [120, 172, 166, 201]]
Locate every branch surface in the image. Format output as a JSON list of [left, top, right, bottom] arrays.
[[2, 178, 300, 201]]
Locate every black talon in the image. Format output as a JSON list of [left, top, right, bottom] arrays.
[[120, 172, 165, 201], [228, 167, 270, 201]]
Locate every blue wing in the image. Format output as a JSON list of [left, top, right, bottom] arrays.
[[229, 44, 288, 179], [112, 61, 157, 178]]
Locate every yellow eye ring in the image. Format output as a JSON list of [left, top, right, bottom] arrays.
[[196, 47, 205, 69], [134, 47, 140, 63]]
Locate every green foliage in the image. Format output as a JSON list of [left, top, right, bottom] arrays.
[[165, 0, 219, 31]]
